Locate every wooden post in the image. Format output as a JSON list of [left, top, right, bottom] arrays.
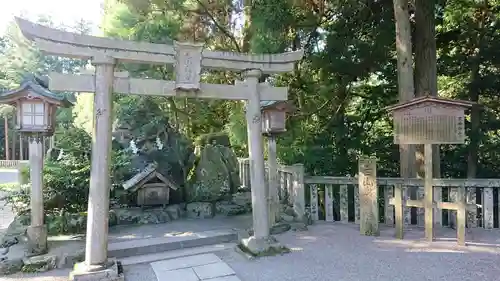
[[482, 187, 494, 229], [339, 185, 349, 222], [292, 163, 305, 222], [267, 136, 279, 225], [358, 157, 379, 236], [456, 184, 466, 246], [384, 185, 395, 226], [5, 117, 9, 160], [424, 144, 434, 242], [325, 184, 334, 222], [310, 184, 319, 221], [394, 184, 404, 239], [19, 135, 23, 160]]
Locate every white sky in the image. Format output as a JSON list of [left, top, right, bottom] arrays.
[[0, 0, 104, 35]]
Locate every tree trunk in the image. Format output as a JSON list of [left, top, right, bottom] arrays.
[[467, 6, 487, 179], [467, 67, 480, 178], [393, 0, 416, 179], [414, 0, 440, 178], [242, 0, 252, 53]]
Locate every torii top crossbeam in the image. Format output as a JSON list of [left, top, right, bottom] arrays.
[[15, 18, 304, 74]]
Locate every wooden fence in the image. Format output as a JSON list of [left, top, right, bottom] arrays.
[[0, 160, 28, 169], [238, 158, 500, 233], [238, 158, 305, 219]]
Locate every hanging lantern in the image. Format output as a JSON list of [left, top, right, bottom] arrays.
[[260, 101, 296, 136]]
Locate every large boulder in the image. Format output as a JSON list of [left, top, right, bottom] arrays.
[[112, 105, 196, 198], [186, 145, 240, 202]]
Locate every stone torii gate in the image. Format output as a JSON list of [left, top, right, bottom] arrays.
[[15, 18, 303, 280]]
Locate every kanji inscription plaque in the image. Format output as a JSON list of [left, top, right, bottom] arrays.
[[174, 41, 204, 92], [387, 96, 473, 145]]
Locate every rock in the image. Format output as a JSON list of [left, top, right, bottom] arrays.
[[22, 255, 57, 273], [108, 210, 118, 226], [280, 214, 295, 223], [247, 223, 291, 236], [215, 201, 247, 216], [0, 257, 23, 275], [1, 216, 28, 245], [239, 236, 290, 257], [0, 247, 8, 255], [111, 208, 171, 225], [186, 202, 214, 219], [271, 223, 291, 235], [113, 109, 196, 190], [219, 146, 241, 193], [59, 249, 85, 268], [231, 192, 252, 209], [290, 222, 308, 232], [166, 204, 183, 220], [283, 206, 296, 217], [187, 145, 240, 202]]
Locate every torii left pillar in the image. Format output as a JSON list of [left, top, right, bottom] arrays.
[[71, 56, 122, 281]]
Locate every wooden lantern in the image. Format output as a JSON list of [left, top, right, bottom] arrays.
[[386, 96, 475, 145], [0, 76, 72, 136], [260, 101, 295, 136]]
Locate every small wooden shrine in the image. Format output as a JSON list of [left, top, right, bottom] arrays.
[[122, 163, 180, 207], [385, 96, 474, 145]]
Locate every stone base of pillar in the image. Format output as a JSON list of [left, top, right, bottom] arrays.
[[26, 225, 48, 256], [239, 236, 290, 258], [70, 259, 124, 281]]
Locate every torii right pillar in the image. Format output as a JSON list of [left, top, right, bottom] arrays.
[[241, 69, 286, 255]]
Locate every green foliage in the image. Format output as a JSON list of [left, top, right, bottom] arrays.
[[1, 0, 500, 230], [3, 126, 131, 217]]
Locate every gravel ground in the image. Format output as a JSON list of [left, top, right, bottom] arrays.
[[216, 223, 500, 281], [4, 218, 500, 281], [5, 222, 500, 281]]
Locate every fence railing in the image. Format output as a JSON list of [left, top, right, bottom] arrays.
[[237, 158, 500, 231], [0, 160, 28, 169], [238, 158, 305, 220]]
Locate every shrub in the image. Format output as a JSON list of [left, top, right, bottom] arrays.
[[2, 126, 132, 219]]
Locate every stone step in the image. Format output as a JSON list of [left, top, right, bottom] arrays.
[[108, 229, 237, 259], [150, 253, 242, 281], [120, 243, 236, 266]]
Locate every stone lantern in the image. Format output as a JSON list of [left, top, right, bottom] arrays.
[[260, 100, 295, 226], [0, 75, 72, 255]]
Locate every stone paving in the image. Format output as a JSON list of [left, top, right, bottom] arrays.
[[150, 253, 240, 281]]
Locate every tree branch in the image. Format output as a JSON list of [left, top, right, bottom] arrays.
[[193, 0, 242, 52]]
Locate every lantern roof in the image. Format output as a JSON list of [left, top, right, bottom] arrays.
[[0, 75, 73, 107], [260, 100, 296, 112], [385, 95, 475, 113]]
